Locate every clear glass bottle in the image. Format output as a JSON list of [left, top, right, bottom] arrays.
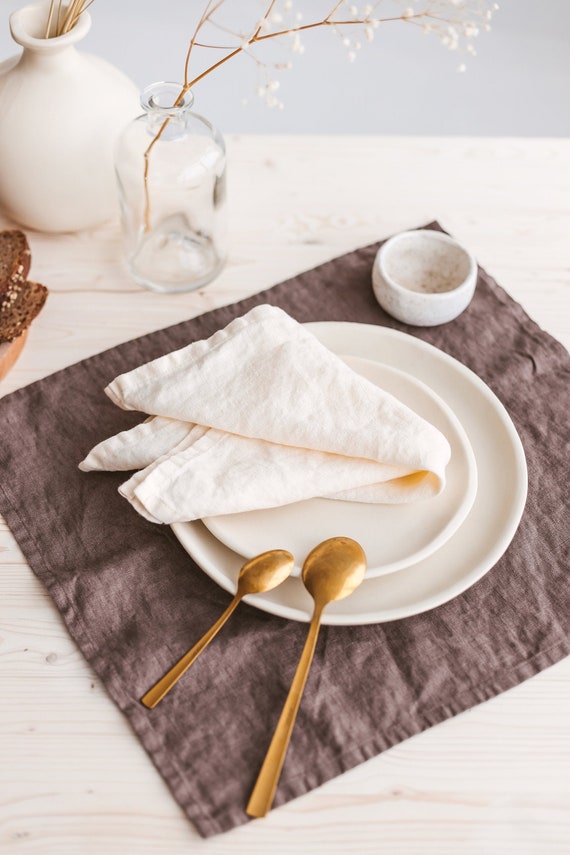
[[115, 82, 227, 293]]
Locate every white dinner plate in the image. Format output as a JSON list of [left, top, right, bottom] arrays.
[[202, 356, 478, 578], [171, 323, 527, 625]]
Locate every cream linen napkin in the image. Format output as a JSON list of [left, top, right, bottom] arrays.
[[79, 305, 451, 523]]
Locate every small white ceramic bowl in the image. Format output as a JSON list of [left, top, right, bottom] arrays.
[[372, 230, 477, 326]]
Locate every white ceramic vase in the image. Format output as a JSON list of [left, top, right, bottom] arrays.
[[0, 2, 140, 232]]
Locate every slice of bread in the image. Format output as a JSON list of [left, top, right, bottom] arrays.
[[0, 280, 48, 344], [0, 231, 47, 379], [0, 230, 31, 301]]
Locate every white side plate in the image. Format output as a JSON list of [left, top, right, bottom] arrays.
[[202, 356, 478, 578]]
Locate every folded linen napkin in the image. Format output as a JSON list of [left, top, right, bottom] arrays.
[[79, 304, 450, 523]]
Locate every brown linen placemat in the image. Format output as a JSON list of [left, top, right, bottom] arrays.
[[1, 223, 568, 837]]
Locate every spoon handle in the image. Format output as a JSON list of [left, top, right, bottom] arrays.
[[141, 593, 242, 709], [246, 603, 324, 818]]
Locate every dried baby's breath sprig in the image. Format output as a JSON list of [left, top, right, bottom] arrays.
[[178, 1, 498, 113]]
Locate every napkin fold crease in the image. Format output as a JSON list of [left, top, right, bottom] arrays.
[[80, 305, 450, 523]]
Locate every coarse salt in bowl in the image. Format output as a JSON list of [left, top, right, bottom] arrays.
[[372, 229, 477, 326]]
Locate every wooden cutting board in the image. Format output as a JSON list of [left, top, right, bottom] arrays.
[[0, 329, 28, 381]]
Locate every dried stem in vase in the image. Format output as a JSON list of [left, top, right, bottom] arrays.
[[44, 0, 95, 38]]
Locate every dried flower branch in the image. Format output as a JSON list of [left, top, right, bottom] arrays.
[[141, 0, 499, 228]]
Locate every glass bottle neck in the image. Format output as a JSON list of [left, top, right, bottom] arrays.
[[141, 82, 194, 135]]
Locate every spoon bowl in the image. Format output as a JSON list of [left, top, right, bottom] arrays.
[[237, 549, 295, 596], [302, 536, 367, 605]]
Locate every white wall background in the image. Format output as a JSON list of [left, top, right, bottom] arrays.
[[1, 0, 569, 137]]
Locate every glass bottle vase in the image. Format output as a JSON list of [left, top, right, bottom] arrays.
[[115, 82, 227, 293]]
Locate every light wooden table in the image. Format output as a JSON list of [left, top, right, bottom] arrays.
[[1, 137, 569, 854]]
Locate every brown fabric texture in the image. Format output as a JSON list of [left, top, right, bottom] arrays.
[[0, 223, 568, 837]]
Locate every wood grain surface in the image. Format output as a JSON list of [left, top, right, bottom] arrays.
[[1, 136, 569, 854]]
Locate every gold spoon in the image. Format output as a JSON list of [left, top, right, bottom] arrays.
[[141, 549, 295, 710], [246, 536, 367, 818]]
